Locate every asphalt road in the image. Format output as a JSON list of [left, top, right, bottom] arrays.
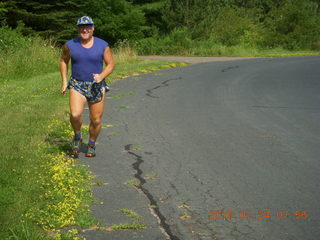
[[81, 56, 320, 240]]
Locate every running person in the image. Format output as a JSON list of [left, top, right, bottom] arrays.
[[60, 16, 115, 157]]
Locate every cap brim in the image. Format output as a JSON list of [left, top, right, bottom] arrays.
[[77, 24, 94, 26]]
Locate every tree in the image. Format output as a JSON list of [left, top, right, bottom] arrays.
[[161, 0, 239, 39], [1, 0, 88, 43], [86, 0, 148, 44], [0, 2, 8, 19], [133, 0, 167, 36], [211, 6, 263, 46], [263, 0, 320, 49]]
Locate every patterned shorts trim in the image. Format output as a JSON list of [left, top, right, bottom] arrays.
[[68, 77, 110, 103]]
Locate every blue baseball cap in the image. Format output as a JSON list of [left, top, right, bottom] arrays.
[[77, 16, 94, 26]]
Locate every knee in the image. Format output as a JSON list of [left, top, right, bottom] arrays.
[[70, 113, 82, 121], [90, 116, 102, 126]]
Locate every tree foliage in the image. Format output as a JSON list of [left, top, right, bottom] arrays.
[[263, 0, 320, 49], [1, 0, 319, 50], [135, 1, 167, 37], [211, 6, 262, 46], [1, 0, 88, 43], [162, 0, 220, 38], [86, 0, 147, 44]]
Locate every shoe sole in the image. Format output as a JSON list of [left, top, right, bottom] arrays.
[[85, 153, 96, 157]]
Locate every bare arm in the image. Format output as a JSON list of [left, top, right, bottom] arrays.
[[60, 44, 71, 95], [93, 46, 115, 82]]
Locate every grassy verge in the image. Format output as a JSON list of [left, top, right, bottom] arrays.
[[134, 37, 320, 57], [111, 41, 188, 81], [191, 44, 320, 57], [0, 30, 188, 239]]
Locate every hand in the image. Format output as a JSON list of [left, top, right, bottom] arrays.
[[93, 73, 103, 83], [61, 82, 68, 95]]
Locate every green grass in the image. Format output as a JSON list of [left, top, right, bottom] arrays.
[[110, 223, 146, 230], [120, 208, 143, 221], [135, 37, 320, 57], [0, 70, 98, 237], [119, 105, 131, 109], [144, 173, 156, 180], [131, 145, 141, 151], [124, 180, 140, 187], [191, 45, 320, 57], [108, 131, 119, 136], [0, 32, 188, 239], [108, 59, 188, 82], [92, 180, 108, 186], [180, 211, 191, 220]]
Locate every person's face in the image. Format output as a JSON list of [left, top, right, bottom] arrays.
[[78, 25, 94, 40]]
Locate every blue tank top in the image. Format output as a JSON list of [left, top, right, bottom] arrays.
[[66, 37, 109, 82]]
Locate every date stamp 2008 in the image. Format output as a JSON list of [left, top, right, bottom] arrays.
[[208, 210, 308, 220]]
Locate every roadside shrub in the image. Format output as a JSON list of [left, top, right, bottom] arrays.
[[0, 24, 29, 54], [162, 0, 218, 37], [134, 37, 160, 55], [211, 7, 259, 46], [87, 0, 148, 45], [134, 28, 193, 55], [311, 40, 320, 50], [163, 28, 193, 55], [262, 0, 320, 50], [113, 39, 137, 63], [239, 24, 265, 48]]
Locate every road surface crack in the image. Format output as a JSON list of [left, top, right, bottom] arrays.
[[221, 65, 239, 72], [146, 77, 182, 98], [124, 144, 180, 240]]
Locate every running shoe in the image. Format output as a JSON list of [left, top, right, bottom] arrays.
[[85, 144, 96, 157], [71, 137, 82, 154]]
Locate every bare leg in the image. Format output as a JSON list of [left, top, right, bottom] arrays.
[[69, 89, 87, 135], [88, 93, 105, 142]]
